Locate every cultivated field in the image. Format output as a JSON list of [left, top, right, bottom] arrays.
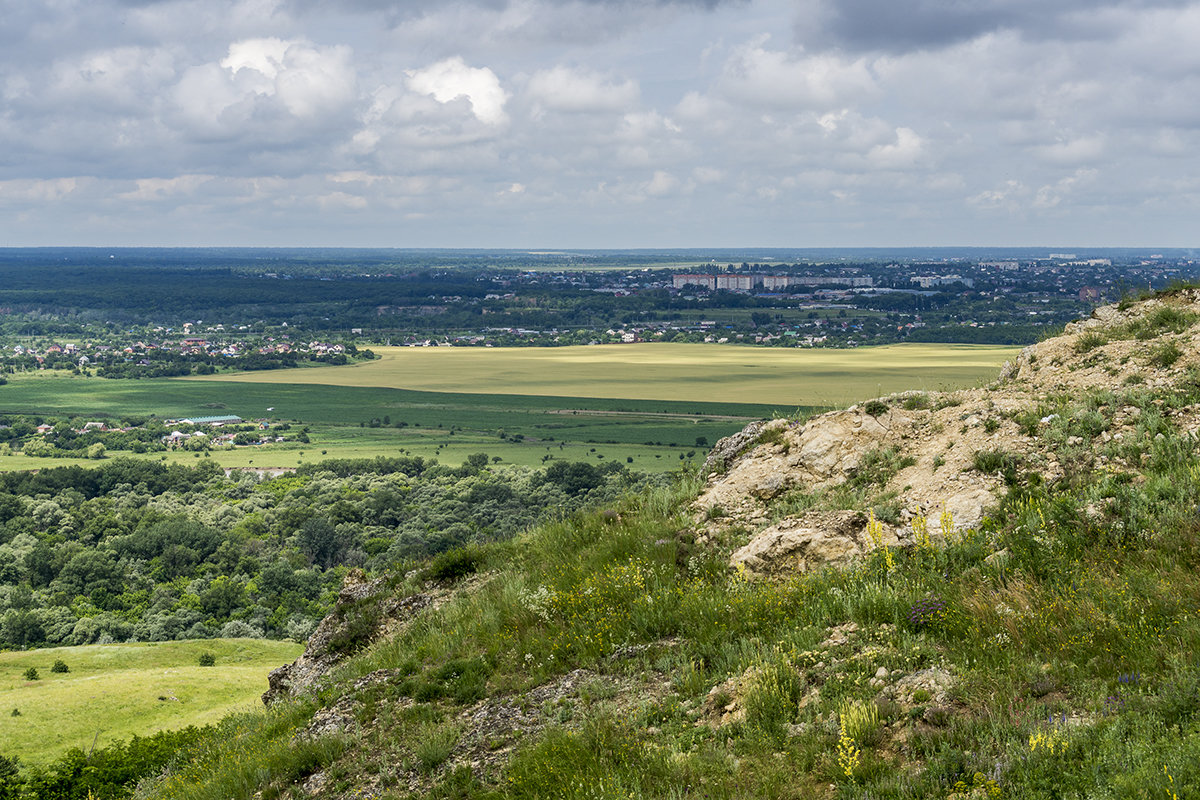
[[191, 342, 1019, 406], [0, 374, 773, 472], [0, 638, 302, 763], [0, 343, 1016, 472]]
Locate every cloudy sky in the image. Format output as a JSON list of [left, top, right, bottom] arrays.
[[2, 0, 1198, 247]]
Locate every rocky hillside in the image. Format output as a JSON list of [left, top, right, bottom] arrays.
[[143, 290, 1200, 800], [696, 289, 1200, 579]]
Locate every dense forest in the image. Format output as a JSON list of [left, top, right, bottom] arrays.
[[0, 456, 659, 650]]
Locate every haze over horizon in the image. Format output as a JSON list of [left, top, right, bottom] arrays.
[[3, 0, 1199, 248]]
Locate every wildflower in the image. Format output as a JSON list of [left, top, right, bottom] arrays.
[[940, 505, 957, 542], [1165, 765, 1179, 800], [907, 595, 948, 632], [836, 726, 860, 780], [911, 513, 932, 552], [1028, 727, 1069, 755]]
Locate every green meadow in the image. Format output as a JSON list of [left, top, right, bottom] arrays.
[[0, 639, 302, 764]]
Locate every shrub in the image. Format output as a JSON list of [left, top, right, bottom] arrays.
[[50, 659, 68, 674], [22, 668, 38, 681], [972, 449, 1018, 476], [1148, 341, 1182, 368], [851, 447, 916, 489], [1157, 672, 1200, 728], [863, 400, 889, 417], [197, 652, 215, 667], [744, 659, 804, 737], [413, 724, 460, 772], [425, 546, 482, 583], [323, 600, 384, 656], [1075, 331, 1109, 353], [1139, 306, 1198, 337]]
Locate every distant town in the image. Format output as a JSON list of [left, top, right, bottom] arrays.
[[0, 249, 1195, 374]]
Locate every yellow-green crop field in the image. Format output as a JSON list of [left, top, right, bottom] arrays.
[[191, 342, 1020, 406], [0, 343, 1017, 473], [0, 638, 302, 763]]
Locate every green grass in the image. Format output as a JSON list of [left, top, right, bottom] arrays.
[[0, 638, 302, 764]]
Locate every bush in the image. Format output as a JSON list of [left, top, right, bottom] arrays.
[[850, 447, 916, 489], [425, 546, 482, 583], [1074, 331, 1109, 353], [22, 668, 37, 681], [413, 724, 460, 772], [839, 697, 881, 745], [50, 659, 68, 674], [972, 449, 1019, 476], [198, 652, 215, 667], [863, 400, 889, 417], [1148, 341, 1182, 368]]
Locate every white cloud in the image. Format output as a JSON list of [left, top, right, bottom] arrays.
[[172, 38, 356, 136], [3, 0, 1200, 245], [0, 177, 81, 204], [717, 39, 877, 110], [1034, 168, 1098, 208], [318, 190, 369, 209], [118, 174, 214, 201], [645, 170, 679, 196], [968, 180, 1026, 210], [407, 57, 509, 125], [867, 127, 924, 169], [526, 66, 639, 113], [1032, 136, 1105, 166]]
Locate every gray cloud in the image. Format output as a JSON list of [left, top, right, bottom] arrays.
[[817, 0, 1196, 51], [1, 0, 1198, 246]]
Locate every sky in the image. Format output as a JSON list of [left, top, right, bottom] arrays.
[[2, 0, 1199, 248]]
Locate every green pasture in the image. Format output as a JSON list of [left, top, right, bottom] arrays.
[[0, 638, 302, 764], [0, 373, 781, 472], [192, 342, 1018, 405]]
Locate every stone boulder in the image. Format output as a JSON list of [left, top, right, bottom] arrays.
[[730, 511, 899, 576], [702, 419, 772, 476]]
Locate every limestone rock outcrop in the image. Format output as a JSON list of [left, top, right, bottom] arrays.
[[263, 570, 430, 704], [730, 511, 891, 576]]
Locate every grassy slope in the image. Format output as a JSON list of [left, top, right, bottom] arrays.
[[0, 639, 302, 764], [192, 342, 1019, 405], [141, 360, 1200, 798]]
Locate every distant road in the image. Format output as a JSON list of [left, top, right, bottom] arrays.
[[186, 342, 1020, 407]]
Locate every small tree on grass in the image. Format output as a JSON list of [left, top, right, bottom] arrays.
[[50, 660, 69, 674], [198, 652, 216, 667], [22, 668, 38, 681]]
